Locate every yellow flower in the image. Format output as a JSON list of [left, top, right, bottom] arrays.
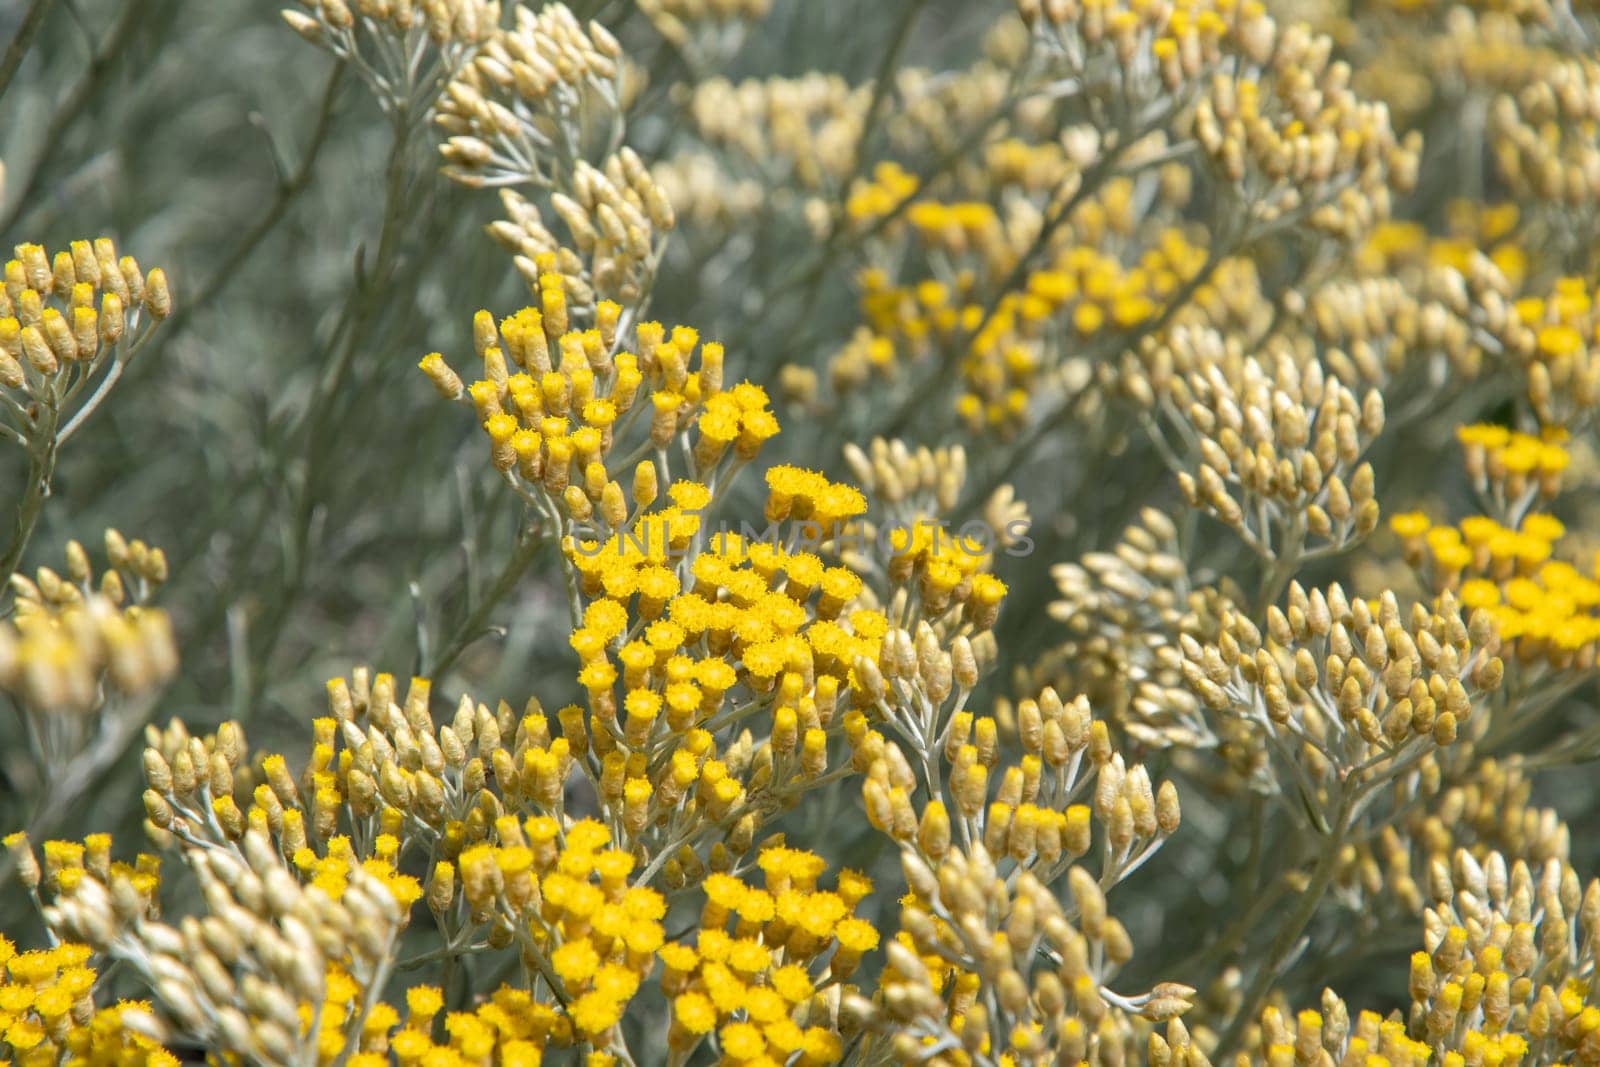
[[1388, 511, 1430, 539], [673, 992, 717, 1035]]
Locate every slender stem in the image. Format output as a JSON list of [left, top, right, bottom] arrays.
[[0, 0, 60, 104], [835, 0, 927, 208], [1212, 786, 1353, 1059], [54, 356, 125, 444], [161, 61, 349, 343], [0, 0, 153, 233], [424, 518, 544, 678], [1, 418, 58, 592], [244, 105, 420, 701]]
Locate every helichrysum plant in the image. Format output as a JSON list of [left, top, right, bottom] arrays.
[[6, 0, 1600, 1063]]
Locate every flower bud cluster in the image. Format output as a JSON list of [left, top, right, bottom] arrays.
[[636, 0, 772, 63], [1492, 55, 1600, 224], [685, 75, 869, 197], [1141, 336, 1384, 561], [1, 238, 170, 446], [862, 676, 1181, 897], [488, 150, 675, 309], [853, 843, 1198, 1066], [1198, 26, 1420, 239], [423, 286, 779, 550], [1181, 583, 1504, 811], [282, 0, 497, 116], [138, 679, 421, 919], [1344, 757, 1570, 925], [0, 531, 176, 714], [44, 828, 402, 1067], [436, 3, 625, 190], [1242, 850, 1600, 1067], [1045, 507, 1237, 750]]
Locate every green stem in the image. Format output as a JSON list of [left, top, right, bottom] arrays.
[[0, 0, 154, 233], [424, 520, 545, 678], [1, 419, 58, 594], [161, 62, 348, 344], [0, 0, 60, 104], [1212, 787, 1353, 1060]]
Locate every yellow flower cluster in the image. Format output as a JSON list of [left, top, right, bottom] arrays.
[[1242, 851, 1600, 1067], [423, 281, 775, 536], [1357, 201, 1527, 291], [562, 499, 887, 864], [449, 819, 666, 1047], [1, 238, 169, 389], [821, 165, 1210, 435], [379, 984, 569, 1067], [1509, 277, 1600, 428], [0, 938, 173, 1067], [662, 849, 871, 1063], [1389, 433, 1600, 667], [0, 531, 176, 714]]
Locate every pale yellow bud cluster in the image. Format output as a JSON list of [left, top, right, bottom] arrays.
[[488, 150, 674, 307], [0, 532, 176, 714], [1295, 268, 1490, 388], [1182, 583, 1504, 802], [842, 437, 967, 517], [686, 75, 869, 193], [436, 3, 625, 190], [864, 676, 1180, 894], [1046, 507, 1237, 750], [1194, 23, 1420, 242], [852, 844, 1198, 1067], [46, 829, 402, 1067], [649, 153, 765, 232], [1492, 55, 1600, 217], [636, 0, 771, 58], [1347, 757, 1569, 924], [887, 54, 1019, 159], [282, 0, 497, 115], [1143, 336, 1384, 559], [284, 0, 496, 46]]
